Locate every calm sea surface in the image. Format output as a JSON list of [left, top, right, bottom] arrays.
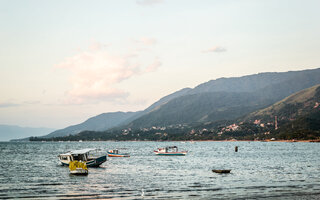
[[0, 141, 319, 199]]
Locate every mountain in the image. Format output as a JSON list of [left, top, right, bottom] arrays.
[[128, 68, 320, 128], [118, 88, 192, 126], [43, 112, 138, 138], [41, 68, 320, 139], [0, 125, 55, 141], [44, 88, 192, 138], [127, 91, 267, 127], [31, 84, 320, 142], [190, 68, 320, 94], [144, 88, 192, 113]]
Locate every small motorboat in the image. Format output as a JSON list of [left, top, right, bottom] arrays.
[[212, 169, 231, 173], [69, 160, 88, 175], [154, 146, 187, 156], [58, 148, 107, 167], [107, 149, 130, 157]]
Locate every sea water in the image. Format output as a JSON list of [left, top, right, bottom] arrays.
[[0, 141, 319, 199]]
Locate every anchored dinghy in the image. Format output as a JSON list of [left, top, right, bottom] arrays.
[[212, 169, 231, 173], [107, 149, 130, 157]]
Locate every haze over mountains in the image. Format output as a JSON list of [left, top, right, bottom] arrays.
[[41, 68, 320, 139], [0, 125, 55, 141]]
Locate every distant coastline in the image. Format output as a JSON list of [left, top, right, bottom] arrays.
[[198, 139, 320, 143], [26, 138, 320, 143]]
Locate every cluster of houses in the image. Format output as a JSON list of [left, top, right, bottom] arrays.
[[121, 124, 191, 136], [120, 118, 277, 137]]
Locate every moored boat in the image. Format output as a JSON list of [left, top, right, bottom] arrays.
[[58, 148, 107, 167], [69, 160, 88, 175], [154, 146, 187, 156], [212, 169, 231, 173], [107, 149, 130, 157]]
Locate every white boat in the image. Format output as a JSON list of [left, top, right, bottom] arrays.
[[107, 149, 130, 157], [58, 148, 107, 167], [154, 146, 187, 156]]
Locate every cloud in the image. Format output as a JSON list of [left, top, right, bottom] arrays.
[[88, 41, 109, 51], [55, 41, 161, 104], [202, 46, 227, 53], [134, 37, 157, 46], [136, 0, 164, 6], [145, 57, 162, 72]]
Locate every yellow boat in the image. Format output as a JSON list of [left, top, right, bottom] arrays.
[[69, 160, 88, 175]]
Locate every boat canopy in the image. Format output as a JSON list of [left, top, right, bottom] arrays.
[[70, 148, 97, 155], [59, 153, 72, 156], [59, 148, 97, 156], [109, 149, 119, 154]]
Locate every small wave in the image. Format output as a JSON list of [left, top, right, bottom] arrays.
[[34, 183, 63, 186]]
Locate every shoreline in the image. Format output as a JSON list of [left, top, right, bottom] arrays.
[[183, 139, 320, 143], [21, 139, 320, 143]]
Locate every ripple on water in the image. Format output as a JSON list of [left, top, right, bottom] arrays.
[[0, 141, 320, 199]]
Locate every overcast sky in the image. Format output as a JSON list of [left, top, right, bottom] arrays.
[[1, 0, 320, 129]]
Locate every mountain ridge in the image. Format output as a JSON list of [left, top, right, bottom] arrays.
[[39, 68, 320, 139], [42, 88, 192, 138], [245, 84, 320, 121], [43, 111, 138, 138], [29, 84, 320, 141], [127, 68, 320, 128]]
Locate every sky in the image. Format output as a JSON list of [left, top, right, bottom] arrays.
[[0, 0, 320, 129]]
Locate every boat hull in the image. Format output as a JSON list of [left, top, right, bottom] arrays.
[[154, 152, 187, 156], [60, 155, 107, 167], [107, 150, 130, 157], [107, 153, 130, 157], [212, 169, 231, 173], [70, 168, 88, 176], [86, 155, 107, 167]]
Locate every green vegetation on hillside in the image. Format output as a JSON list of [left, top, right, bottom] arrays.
[[30, 75, 320, 142], [271, 110, 320, 140]]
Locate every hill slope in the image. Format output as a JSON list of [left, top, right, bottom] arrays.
[[42, 68, 320, 139], [246, 84, 320, 121], [44, 88, 192, 138], [44, 112, 138, 138], [190, 68, 320, 94], [30, 85, 320, 141], [128, 91, 269, 127], [128, 68, 320, 128], [243, 84, 320, 140]]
